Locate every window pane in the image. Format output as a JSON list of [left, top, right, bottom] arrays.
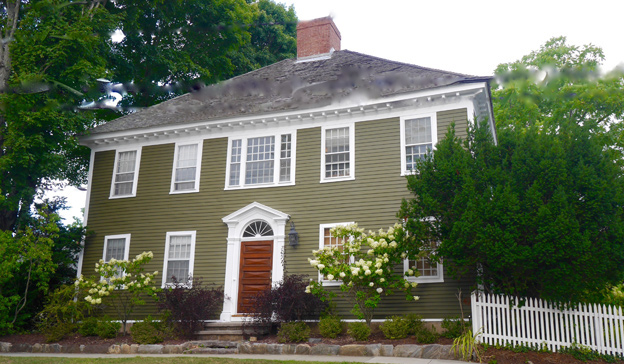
[[166, 260, 190, 283], [117, 151, 137, 173], [405, 117, 432, 145], [409, 257, 438, 277], [245, 136, 275, 184], [105, 238, 126, 261], [405, 144, 432, 170], [168, 235, 192, 259]]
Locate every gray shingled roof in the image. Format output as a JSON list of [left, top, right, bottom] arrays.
[[90, 50, 490, 134]]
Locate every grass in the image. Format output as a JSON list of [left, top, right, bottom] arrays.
[[0, 358, 366, 364]]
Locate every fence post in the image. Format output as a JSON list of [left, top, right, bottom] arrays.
[[471, 290, 482, 343]]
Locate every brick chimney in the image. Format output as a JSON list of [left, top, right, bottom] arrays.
[[296, 17, 341, 59]]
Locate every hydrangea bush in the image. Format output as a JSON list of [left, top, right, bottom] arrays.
[[307, 223, 425, 325], [76, 251, 159, 334]]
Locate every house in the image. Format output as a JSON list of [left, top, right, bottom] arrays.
[[77, 17, 496, 322]]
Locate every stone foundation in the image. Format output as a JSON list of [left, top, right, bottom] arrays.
[[0, 340, 455, 360]]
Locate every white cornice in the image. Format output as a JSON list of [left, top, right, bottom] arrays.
[[80, 82, 490, 151]]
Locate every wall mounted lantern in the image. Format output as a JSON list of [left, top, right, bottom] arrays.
[[288, 221, 299, 247]]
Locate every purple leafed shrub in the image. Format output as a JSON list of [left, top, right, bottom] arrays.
[[247, 274, 327, 332], [157, 277, 224, 338]]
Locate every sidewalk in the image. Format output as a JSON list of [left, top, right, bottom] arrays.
[[0, 352, 468, 363]]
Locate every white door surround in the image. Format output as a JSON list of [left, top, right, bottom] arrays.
[[220, 202, 289, 321]]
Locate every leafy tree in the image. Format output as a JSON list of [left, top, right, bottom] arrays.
[[107, 0, 297, 108], [399, 120, 624, 304], [493, 36, 624, 161], [0, 208, 61, 334], [0, 0, 117, 232], [308, 223, 423, 326], [77, 251, 159, 335]]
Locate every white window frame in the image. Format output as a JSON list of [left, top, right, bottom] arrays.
[[161, 231, 197, 288], [400, 113, 437, 176], [318, 222, 354, 286], [224, 132, 296, 190], [102, 234, 131, 282], [320, 123, 355, 183], [109, 148, 142, 199], [404, 256, 444, 283], [170, 141, 203, 194]]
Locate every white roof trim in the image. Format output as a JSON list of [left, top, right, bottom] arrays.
[[80, 82, 491, 149]]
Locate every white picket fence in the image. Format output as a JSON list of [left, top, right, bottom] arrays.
[[471, 291, 624, 356]]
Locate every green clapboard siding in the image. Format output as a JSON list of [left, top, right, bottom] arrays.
[[438, 108, 469, 140], [84, 108, 473, 320]]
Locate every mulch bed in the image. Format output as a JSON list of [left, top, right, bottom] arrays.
[[0, 333, 186, 347], [2, 332, 623, 363]]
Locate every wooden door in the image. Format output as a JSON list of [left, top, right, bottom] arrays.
[[238, 240, 273, 313]]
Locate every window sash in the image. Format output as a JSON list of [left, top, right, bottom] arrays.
[[174, 144, 198, 191], [324, 127, 350, 178], [404, 117, 433, 171], [113, 151, 137, 196]]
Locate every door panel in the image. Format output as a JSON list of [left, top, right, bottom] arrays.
[[238, 240, 273, 313]]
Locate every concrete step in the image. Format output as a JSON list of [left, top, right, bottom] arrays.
[[195, 322, 269, 341]]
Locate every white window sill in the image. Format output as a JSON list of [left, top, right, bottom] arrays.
[[169, 189, 200, 195], [321, 280, 343, 286], [320, 176, 355, 184], [225, 181, 295, 190], [108, 194, 136, 199], [406, 276, 444, 284]]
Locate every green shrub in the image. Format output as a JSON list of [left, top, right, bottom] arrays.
[[130, 316, 164, 344], [95, 318, 121, 339], [78, 317, 99, 337], [318, 315, 342, 338], [277, 321, 310, 343], [441, 317, 470, 339], [36, 285, 93, 342], [380, 315, 411, 339], [347, 321, 370, 341], [405, 313, 424, 335], [415, 324, 439, 344], [42, 322, 76, 343]]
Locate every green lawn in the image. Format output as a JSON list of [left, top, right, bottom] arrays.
[[0, 358, 364, 364]]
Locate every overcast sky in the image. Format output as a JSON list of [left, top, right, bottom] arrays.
[[55, 0, 624, 222]]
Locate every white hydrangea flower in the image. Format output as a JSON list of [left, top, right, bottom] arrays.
[[413, 296, 420, 301], [379, 278, 385, 283], [339, 272, 346, 278], [407, 269, 414, 276], [365, 270, 371, 276], [377, 288, 383, 294], [375, 269, 383, 275], [327, 274, 334, 281], [317, 264, 325, 270], [369, 282, 374, 287]]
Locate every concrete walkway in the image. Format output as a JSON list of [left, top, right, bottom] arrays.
[[0, 352, 469, 363]]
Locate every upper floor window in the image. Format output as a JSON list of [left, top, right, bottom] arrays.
[[321, 124, 355, 182], [226, 133, 295, 189], [400, 114, 437, 175], [171, 142, 202, 193], [162, 231, 196, 287], [318, 222, 354, 285], [103, 234, 131, 279], [110, 149, 141, 198]]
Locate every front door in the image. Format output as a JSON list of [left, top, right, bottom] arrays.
[[237, 240, 273, 314]]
